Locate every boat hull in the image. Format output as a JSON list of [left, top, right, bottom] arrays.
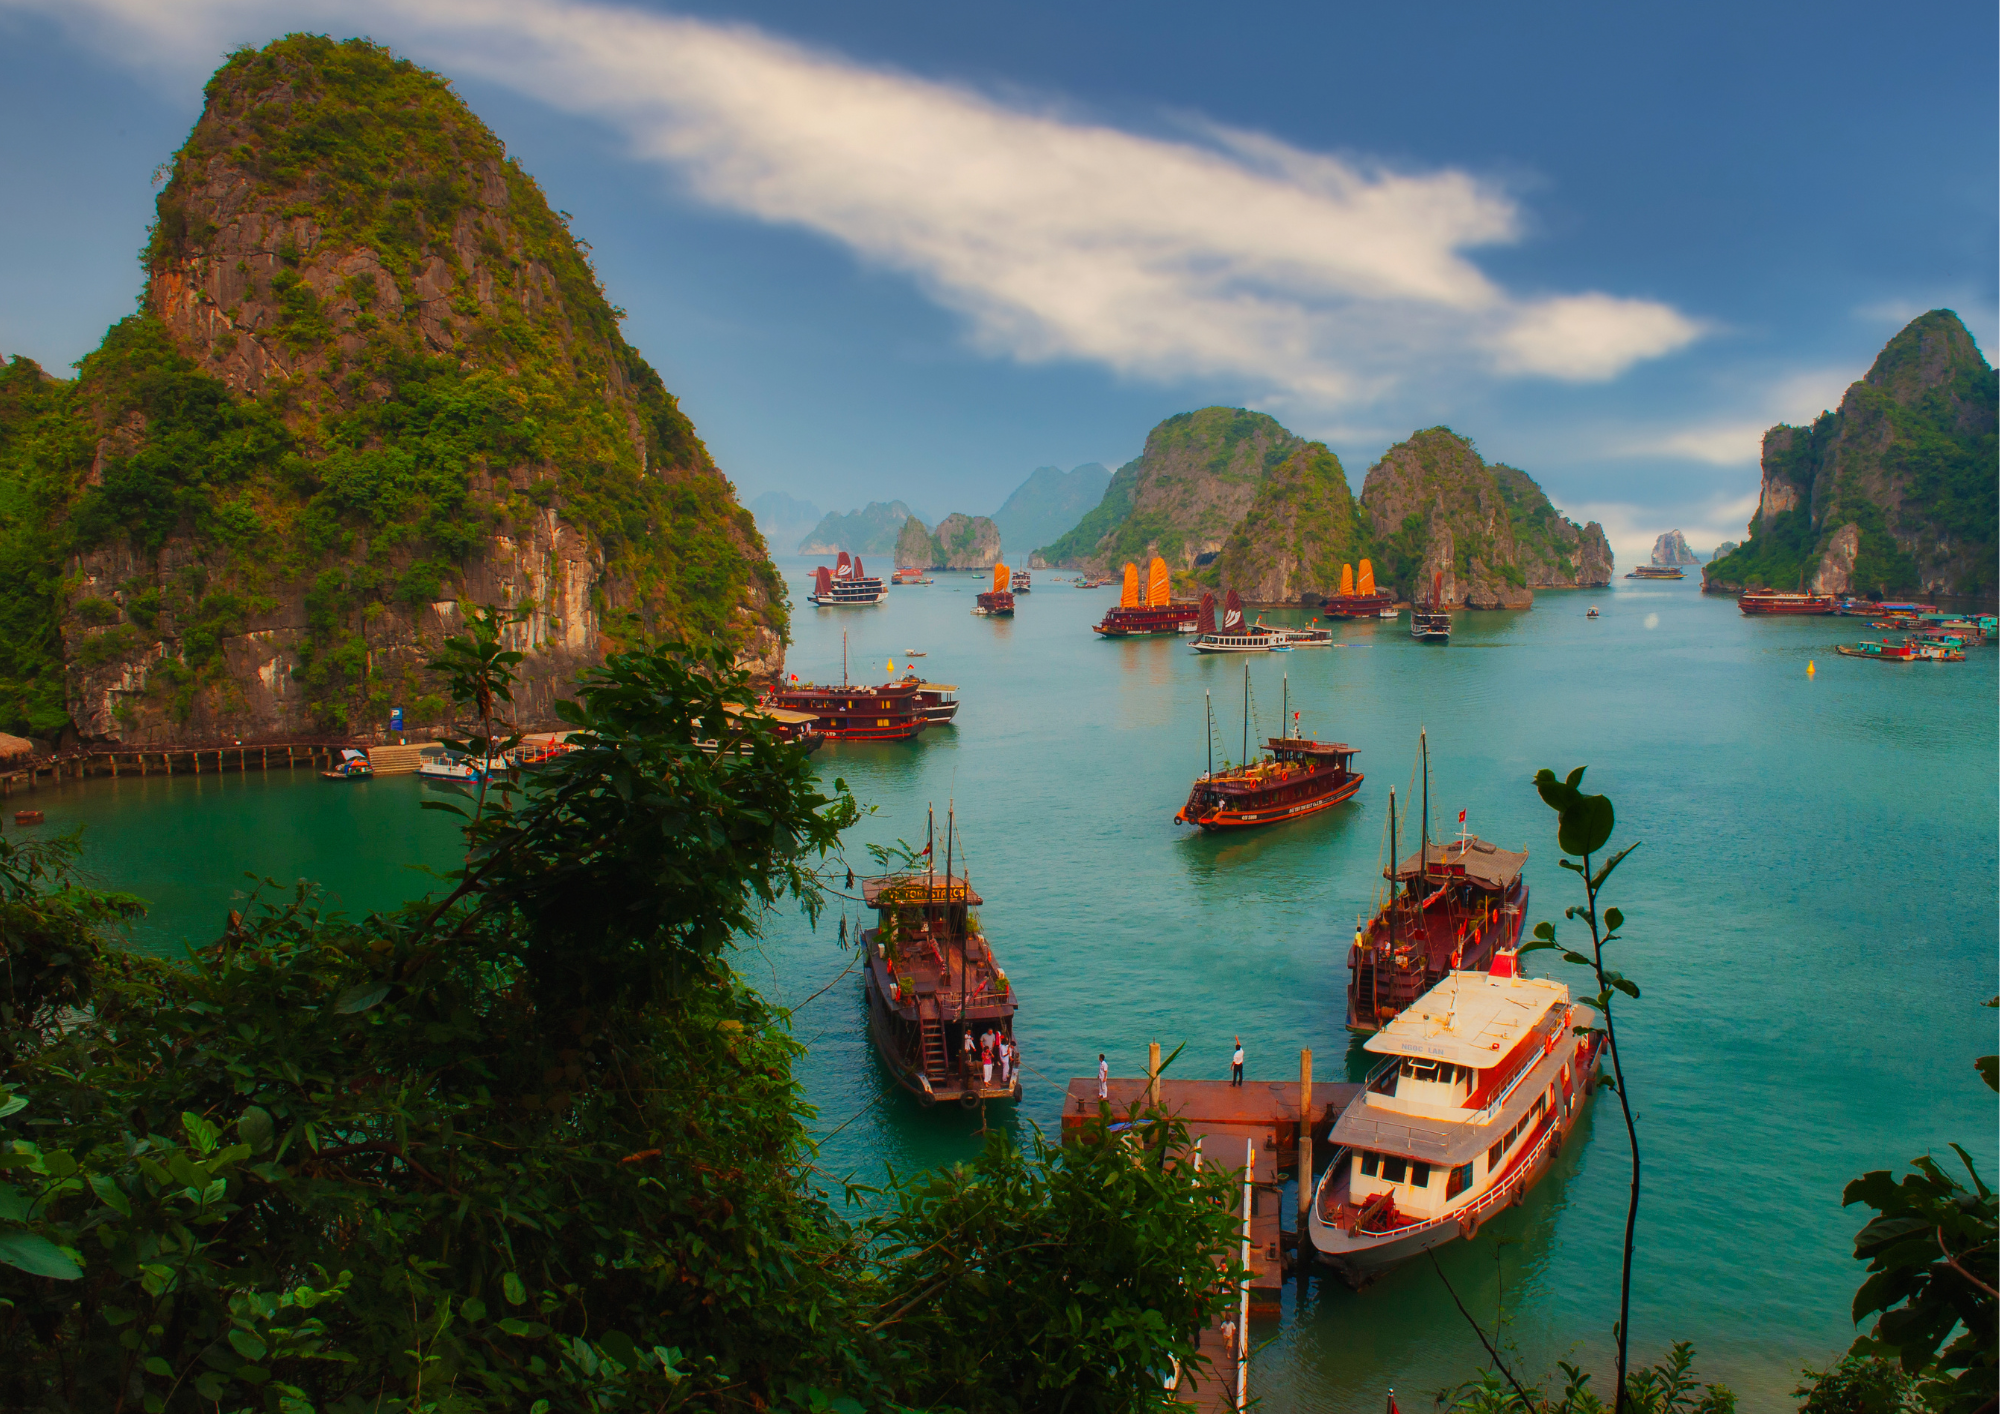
[[1183, 771, 1362, 829], [1738, 592, 1835, 615], [1094, 604, 1201, 637], [863, 963, 1022, 1108]]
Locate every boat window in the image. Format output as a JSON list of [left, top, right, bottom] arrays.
[[1402, 1058, 1440, 1082], [1487, 1142, 1502, 1173], [1532, 1095, 1547, 1121], [1408, 1162, 1431, 1188], [1381, 1157, 1408, 1184], [1446, 1162, 1473, 1199], [1360, 1152, 1380, 1178]]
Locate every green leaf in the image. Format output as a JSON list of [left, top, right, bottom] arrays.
[[1534, 767, 1581, 813], [598, 1330, 637, 1370], [0, 1183, 28, 1222], [238, 1106, 275, 1153], [0, 1231, 82, 1279], [143, 1356, 174, 1377], [88, 1174, 132, 1217], [228, 1328, 268, 1362], [334, 982, 391, 1015], [180, 1112, 219, 1154], [503, 1271, 526, 1306], [0, 1093, 25, 1120], [1531, 921, 1555, 941], [1977, 1055, 1997, 1093], [1608, 975, 1640, 999], [1603, 907, 1624, 931], [1557, 793, 1614, 857]]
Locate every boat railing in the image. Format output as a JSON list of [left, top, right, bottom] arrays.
[[1339, 1104, 1565, 1242]]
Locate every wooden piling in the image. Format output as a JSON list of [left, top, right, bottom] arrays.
[[1148, 1040, 1161, 1108], [1297, 1049, 1313, 1233]]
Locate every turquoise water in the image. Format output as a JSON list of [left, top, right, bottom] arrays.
[[23, 562, 1997, 1409]]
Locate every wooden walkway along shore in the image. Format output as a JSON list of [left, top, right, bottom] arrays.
[[0, 740, 445, 795], [1063, 1061, 1363, 1410]]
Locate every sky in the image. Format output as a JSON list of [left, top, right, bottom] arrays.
[[0, 0, 1993, 562]]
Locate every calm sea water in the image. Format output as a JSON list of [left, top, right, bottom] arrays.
[[28, 562, 1997, 1409]]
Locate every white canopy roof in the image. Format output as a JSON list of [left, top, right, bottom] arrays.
[[1362, 971, 1569, 1070]]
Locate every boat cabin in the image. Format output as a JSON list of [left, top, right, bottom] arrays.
[[1348, 835, 1530, 1031]]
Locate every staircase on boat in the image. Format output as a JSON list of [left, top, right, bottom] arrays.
[[918, 1001, 949, 1082]]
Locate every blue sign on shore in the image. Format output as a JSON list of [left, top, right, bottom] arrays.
[[389, 707, 404, 732]]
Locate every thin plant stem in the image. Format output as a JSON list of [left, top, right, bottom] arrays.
[[1426, 1247, 1534, 1409], [1581, 848, 1640, 1414]]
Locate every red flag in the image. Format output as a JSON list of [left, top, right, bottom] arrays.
[[1457, 809, 1466, 823], [1387, 1393, 1400, 1414]]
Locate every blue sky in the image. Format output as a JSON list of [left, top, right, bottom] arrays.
[[1, 0, 1992, 559]]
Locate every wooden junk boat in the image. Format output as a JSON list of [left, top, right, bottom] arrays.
[[1347, 733, 1528, 1033], [1410, 571, 1451, 643], [974, 562, 1016, 616], [1738, 588, 1834, 616], [1308, 959, 1601, 1286], [808, 551, 888, 607], [1625, 565, 1685, 580], [861, 818, 1021, 1109], [765, 633, 928, 741], [1318, 559, 1396, 619], [899, 675, 961, 723], [1175, 667, 1362, 830], [1093, 557, 1202, 637]]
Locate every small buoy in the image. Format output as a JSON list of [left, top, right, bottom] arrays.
[[1807, 660, 1816, 676], [14, 810, 43, 825]]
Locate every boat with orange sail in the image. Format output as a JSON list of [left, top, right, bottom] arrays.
[[973, 562, 1016, 616], [1092, 557, 1201, 636], [1319, 559, 1396, 619], [1175, 667, 1363, 830], [1346, 731, 1529, 1033]]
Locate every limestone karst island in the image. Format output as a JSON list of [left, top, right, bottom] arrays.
[[0, 23, 1993, 1414]]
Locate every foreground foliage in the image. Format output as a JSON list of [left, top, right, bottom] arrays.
[[0, 634, 1242, 1412], [1447, 1343, 1735, 1414]]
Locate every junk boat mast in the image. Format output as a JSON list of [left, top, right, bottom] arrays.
[[1175, 665, 1364, 831]]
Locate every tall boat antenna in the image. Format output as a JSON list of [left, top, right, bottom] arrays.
[[944, 801, 954, 997], [1205, 690, 1213, 778], [842, 630, 849, 686], [1384, 787, 1398, 1023], [1241, 663, 1250, 767], [1282, 672, 1288, 740], [1420, 728, 1430, 881]]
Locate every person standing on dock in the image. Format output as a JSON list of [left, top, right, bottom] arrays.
[[999, 1038, 1012, 1087], [981, 1037, 994, 1086], [1097, 1053, 1109, 1100], [963, 1031, 977, 1079], [1231, 1036, 1244, 1086]]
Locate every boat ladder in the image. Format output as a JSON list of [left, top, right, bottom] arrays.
[[917, 1004, 949, 1081]]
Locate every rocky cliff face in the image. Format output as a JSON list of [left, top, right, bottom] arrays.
[[1208, 443, 1368, 604], [1650, 529, 1700, 565], [1040, 408, 1301, 573], [894, 513, 1001, 570], [1, 36, 785, 744], [990, 462, 1111, 558], [1706, 310, 1997, 598], [1359, 429, 1611, 608], [801, 501, 916, 555]]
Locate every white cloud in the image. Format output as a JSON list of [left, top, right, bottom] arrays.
[[5, 0, 1704, 408], [1614, 366, 1855, 466]]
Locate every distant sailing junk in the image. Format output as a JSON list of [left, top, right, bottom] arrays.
[[1625, 565, 1685, 581], [973, 562, 1017, 617], [1308, 962, 1601, 1285], [1093, 555, 1201, 637], [1191, 588, 1279, 653], [1321, 559, 1396, 620], [1736, 588, 1836, 616], [1410, 571, 1451, 643], [861, 814, 1021, 1109], [808, 550, 888, 606], [1176, 667, 1364, 831], [1345, 733, 1529, 1033]]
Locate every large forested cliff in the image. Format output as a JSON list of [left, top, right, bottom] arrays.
[[0, 35, 782, 744], [1704, 310, 1997, 598], [1041, 408, 1608, 606]]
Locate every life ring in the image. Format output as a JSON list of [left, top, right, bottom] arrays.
[[1457, 1213, 1480, 1241], [919, 1089, 936, 1107], [959, 1091, 981, 1110]]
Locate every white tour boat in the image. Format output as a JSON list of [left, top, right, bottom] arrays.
[[1307, 955, 1600, 1286]]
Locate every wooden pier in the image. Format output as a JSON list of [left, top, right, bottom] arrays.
[[0, 739, 444, 797], [1064, 1061, 1362, 1411]]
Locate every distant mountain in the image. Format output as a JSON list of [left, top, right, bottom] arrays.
[[1359, 429, 1613, 607], [798, 501, 916, 556], [1705, 310, 1996, 598], [750, 491, 821, 532], [1708, 541, 1740, 563], [895, 513, 1002, 570], [1041, 409, 1302, 573], [1651, 530, 1700, 565], [990, 463, 1113, 558]]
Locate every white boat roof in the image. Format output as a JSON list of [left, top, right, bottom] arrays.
[[1362, 970, 1569, 1069]]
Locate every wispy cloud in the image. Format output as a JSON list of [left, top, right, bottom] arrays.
[[6, 0, 1704, 409], [1612, 367, 1855, 466]]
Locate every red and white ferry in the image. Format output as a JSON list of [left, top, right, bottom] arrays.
[[808, 552, 887, 606], [1308, 958, 1601, 1287]]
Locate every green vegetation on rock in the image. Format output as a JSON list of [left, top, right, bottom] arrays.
[[0, 34, 782, 742]]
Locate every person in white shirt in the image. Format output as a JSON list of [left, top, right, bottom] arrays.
[[999, 1037, 1012, 1086], [1097, 1053, 1109, 1100], [963, 1031, 976, 1079], [1231, 1036, 1245, 1087]]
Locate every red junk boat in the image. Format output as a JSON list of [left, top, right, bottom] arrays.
[[1318, 559, 1397, 619], [765, 633, 928, 742], [808, 551, 887, 606], [1346, 732, 1529, 1033], [1175, 665, 1362, 830], [974, 562, 1016, 616], [1738, 588, 1835, 616], [1093, 557, 1201, 637]]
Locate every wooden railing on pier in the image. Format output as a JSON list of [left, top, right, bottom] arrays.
[[0, 739, 440, 795]]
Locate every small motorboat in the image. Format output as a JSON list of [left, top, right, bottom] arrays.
[[1271, 640, 1294, 652], [1586, 607, 1600, 619], [417, 754, 508, 783], [321, 748, 374, 781], [905, 650, 927, 657]]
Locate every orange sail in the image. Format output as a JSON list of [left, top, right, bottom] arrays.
[[1357, 559, 1376, 596], [1340, 563, 1355, 596], [1120, 562, 1140, 607], [993, 562, 1011, 592], [1146, 556, 1170, 607]]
